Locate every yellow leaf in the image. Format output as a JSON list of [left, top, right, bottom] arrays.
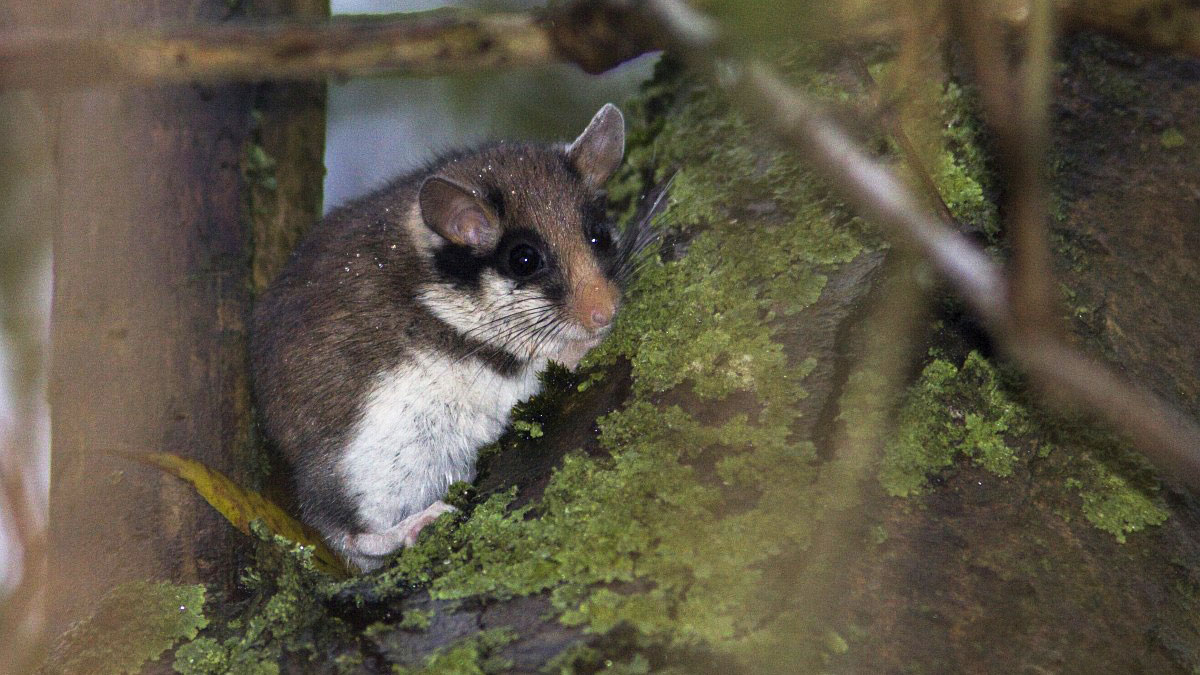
[[129, 452, 350, 578]]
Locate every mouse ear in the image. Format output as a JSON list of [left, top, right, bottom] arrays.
[[418, 176, 500, 250], [567, 103, 625, 188]]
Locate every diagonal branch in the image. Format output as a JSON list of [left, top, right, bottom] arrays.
[[951, 0, 1061, 331], [847, 54, 965, 235]]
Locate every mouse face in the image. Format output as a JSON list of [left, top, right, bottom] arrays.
[[413, 104, 628, 367]]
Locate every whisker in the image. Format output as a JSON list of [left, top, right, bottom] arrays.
[[458, 306, 565, 392]]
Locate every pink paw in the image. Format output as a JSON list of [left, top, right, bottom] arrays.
[[345, 500, 458, 564], [397, 500, 457, 547]]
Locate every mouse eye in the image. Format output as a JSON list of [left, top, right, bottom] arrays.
[[507, 243, 543, 278], [588, 225, 613, 251]]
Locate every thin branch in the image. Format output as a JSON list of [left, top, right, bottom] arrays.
[[1016, 335, 1200, 485], [1014, 0, 1059, 325], [0, 467, 46, 675], [0, 4, 659, 88], [738, 61, 1013, 329], [847, 54, 963, 234], [952, 0, 1060, 330], [643, 0, 1200, 492]]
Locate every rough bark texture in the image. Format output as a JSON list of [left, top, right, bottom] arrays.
[[244, 0, 329, 294], [42, 0, 326, 636], [823, 35, 1200, 673]]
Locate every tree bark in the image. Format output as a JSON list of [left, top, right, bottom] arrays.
[[42, 0, 326, 634]]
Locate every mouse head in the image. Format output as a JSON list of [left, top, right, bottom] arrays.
[[414, 104, 628, 367]]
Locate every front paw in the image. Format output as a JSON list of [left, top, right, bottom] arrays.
[[345, 500, 458, 562], [396, 500, 457, 547]]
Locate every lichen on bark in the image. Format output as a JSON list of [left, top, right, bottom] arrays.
[[42, 581, 207, 675]]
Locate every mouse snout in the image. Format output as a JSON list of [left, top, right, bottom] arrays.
[[573, 277, 620, 334], [590, 307, 613, 329]]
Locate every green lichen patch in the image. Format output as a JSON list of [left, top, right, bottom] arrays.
[[43, 581, 207, 675], [880, 352, 1031, 497], [1064, 435, 1169, 542], [1160, 127, 1186, 149], [587, 62, 864, 404], [173, 527, 353, 675], [396, 608, 435, 631], [242, 143, 278, 193], [931, 81, 999, 238], [393, 629, 516, 675], [879, 350, 1168, 542]]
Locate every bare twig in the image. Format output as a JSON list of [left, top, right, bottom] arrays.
[[952, 0, 1060, 329], [738, 61, 1013, 329], [847, 54, 962, 233], [0, 468, 47, 675], [643, 0, 1200, 491], [0, 4, 659, 88]]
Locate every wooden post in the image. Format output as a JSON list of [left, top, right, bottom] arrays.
[[41, 0, 326, 632]]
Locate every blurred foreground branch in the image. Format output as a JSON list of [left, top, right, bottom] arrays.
[[1, 0, 1199, 88], [644, 0, 1200, 490], [0, 3, 659, 88], [953, 0, 1061, 331]]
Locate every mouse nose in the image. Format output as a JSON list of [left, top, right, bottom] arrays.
[[575, 278, 619, 333], [590, 307, 613, 329]]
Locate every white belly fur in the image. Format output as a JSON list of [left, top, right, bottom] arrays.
[[340, 350, 544, 533]]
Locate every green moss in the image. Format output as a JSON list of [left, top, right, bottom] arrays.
[[539, 643, 600, 674], [1066, 441, 1169, 542], [173, 526, 353, 675], [880, 353, 1028, 496], [504, 364, 575, 440], [587, 61, 861, 406], [934, 82, 999, 238], [393, 629, 516, 675], [1160, 127, 1186, 149], [44, 581, 207, 675], [174, 637, 278, 675], [881, 350, 1168, 542], [397, 609, 435, 631], [242, 143, 278, 194]]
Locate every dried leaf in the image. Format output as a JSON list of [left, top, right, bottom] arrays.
[[129, 452, 350, 577]]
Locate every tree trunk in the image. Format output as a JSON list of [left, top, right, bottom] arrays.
[[41, 0, 326, 634]]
